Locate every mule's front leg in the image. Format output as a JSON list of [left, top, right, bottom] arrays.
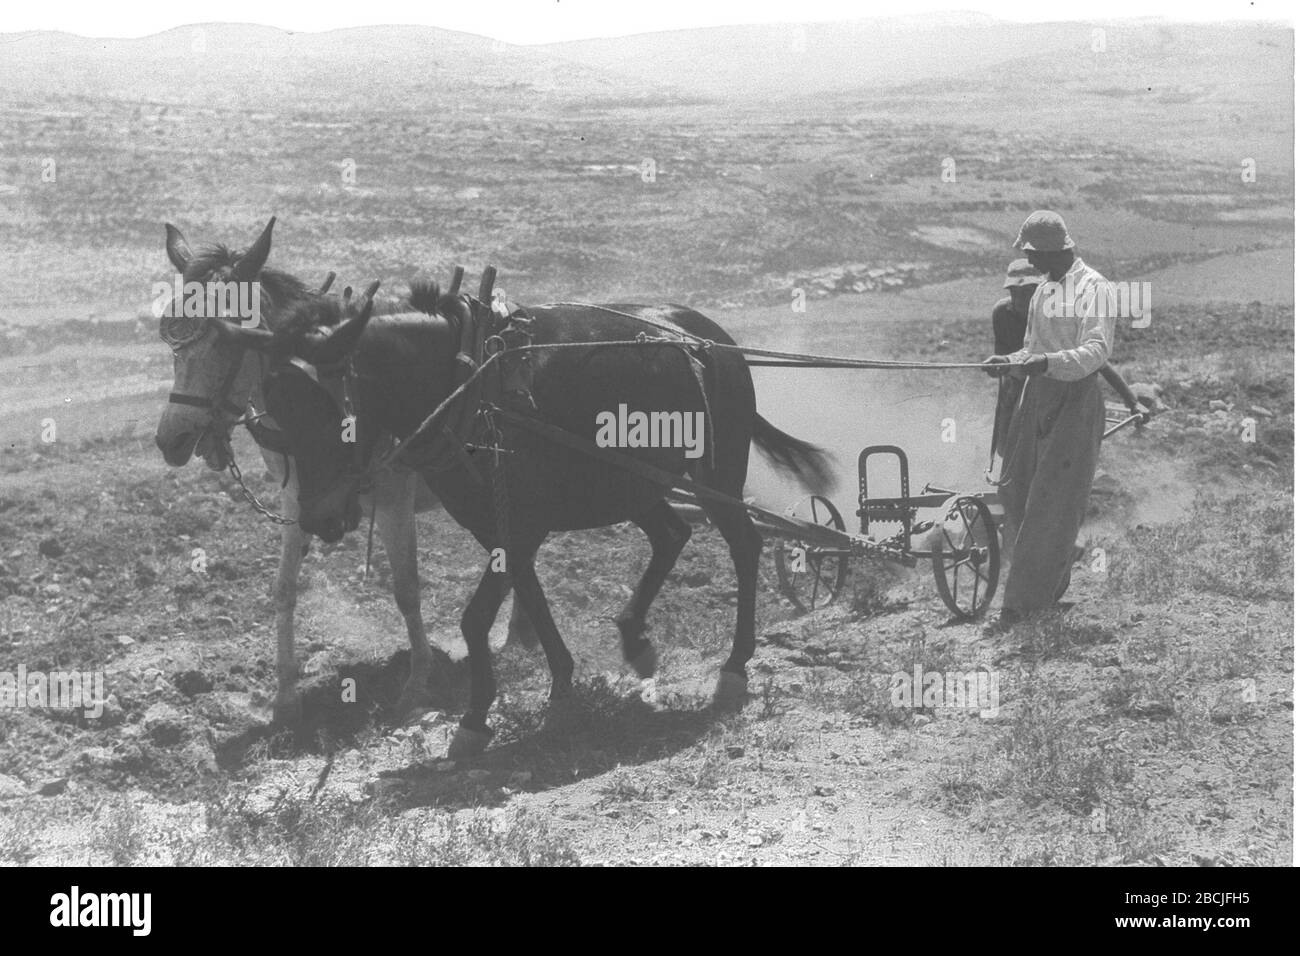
[[374, 467, 446, 718], [448, 562, 510, 759], [272, 469, 306, 724]]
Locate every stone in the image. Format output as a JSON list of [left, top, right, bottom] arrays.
[[174, 670, 214, 697], [99, 695, 125, 726], [143, 702, 188, 746], [75, 747, 118, 769], [38, 538, 65, 559], [0, 773, 29, 800], [37, 777, 68, 796]]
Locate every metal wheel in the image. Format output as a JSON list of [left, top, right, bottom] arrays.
[[774, 495, 848, 613], [930, 496, 1000, 619]]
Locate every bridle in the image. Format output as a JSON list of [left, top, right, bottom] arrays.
[[163, 307, 294, 524]]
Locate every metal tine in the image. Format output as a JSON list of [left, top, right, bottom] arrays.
[[478, 265, 497, 306], [448, 265, 465, 297], [318, 271, 336, 295]]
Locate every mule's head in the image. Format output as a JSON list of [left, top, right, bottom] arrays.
[[154, 217, 311, 469], [256, 282, 382, 542]]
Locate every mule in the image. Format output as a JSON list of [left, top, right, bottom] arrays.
[[240, 285, 835, 757], [152, 217, 532, 724]]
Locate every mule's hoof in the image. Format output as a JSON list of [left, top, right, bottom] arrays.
[[627, 644, 658, 679], [712, 670, 748, 711], [272, 691, 302, 726], [447, 725, 493, 760], [396, 685, 435, 723], [542, 696, 581, 735]]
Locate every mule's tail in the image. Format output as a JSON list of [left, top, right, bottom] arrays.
[[751, 415, 836, 494]]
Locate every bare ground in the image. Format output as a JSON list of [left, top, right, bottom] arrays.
[[0, 300, 1290, 866]]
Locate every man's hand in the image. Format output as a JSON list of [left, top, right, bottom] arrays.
[[982, 355, 1011, 378], [1009, 354, 1049, 378]]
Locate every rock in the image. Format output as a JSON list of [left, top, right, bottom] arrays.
[[174, 670, 214, 697], [143, 702, 188, 746], [1091, 473, 1123, 498], [115, 634, 135, 646], [75, 747, 118, 769], [0, 773, 29, 800], [41, 584, 62, 598], [181, 738, 219, 775], [38, 537, 65, 559], [1209, 399, 1231, 412], [37, 777, 68, 796], [100, 694, 125, 726], [1129, 382, 1165, 411], [725, 745, 745, 759], [1249, 405, 1275, 419]]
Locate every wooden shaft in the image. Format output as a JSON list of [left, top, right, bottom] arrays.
[[478, 265, 497, 304]]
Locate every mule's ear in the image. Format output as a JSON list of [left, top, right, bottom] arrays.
[[232, 216, 276, 281], [164, 223, 192, 272], [208, 314, 277, 351], [300, 280, 380, 365]]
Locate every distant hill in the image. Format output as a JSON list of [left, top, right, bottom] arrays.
[[0, 23, 682, 110], [542, 13, 1092, 100]]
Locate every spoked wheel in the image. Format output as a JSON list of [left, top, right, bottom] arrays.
[[930, 496, 1000, 619], [773, 495, 848, 613]]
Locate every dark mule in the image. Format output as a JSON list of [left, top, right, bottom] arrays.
[[246, 287, 834, 758], [153, 218, 532, 724]]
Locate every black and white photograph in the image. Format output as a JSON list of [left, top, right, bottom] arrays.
[[0, 0, 1292, 876]]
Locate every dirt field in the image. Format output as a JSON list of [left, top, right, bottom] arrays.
[[0, 290, 1290, 865], [0, 18, 1292, 866]]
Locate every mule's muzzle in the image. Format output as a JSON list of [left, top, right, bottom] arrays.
[[158, 430, 199, 467]]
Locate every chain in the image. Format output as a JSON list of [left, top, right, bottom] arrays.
[[484, 409, 513, 570], [223, 437, 297, 525]]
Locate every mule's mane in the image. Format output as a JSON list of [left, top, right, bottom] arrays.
[[278, 295, 350, 342], [406, 279, 477, 327], [275, 280, 447, 346], [188, 244, 315, 332]]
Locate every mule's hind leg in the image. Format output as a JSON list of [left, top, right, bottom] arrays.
[[699, 501, 763, 710], [617, 498, 692, 678], [450, 560, 512, 759]]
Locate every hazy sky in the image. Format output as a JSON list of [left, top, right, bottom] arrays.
[[1, 0, 1287, 43]]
